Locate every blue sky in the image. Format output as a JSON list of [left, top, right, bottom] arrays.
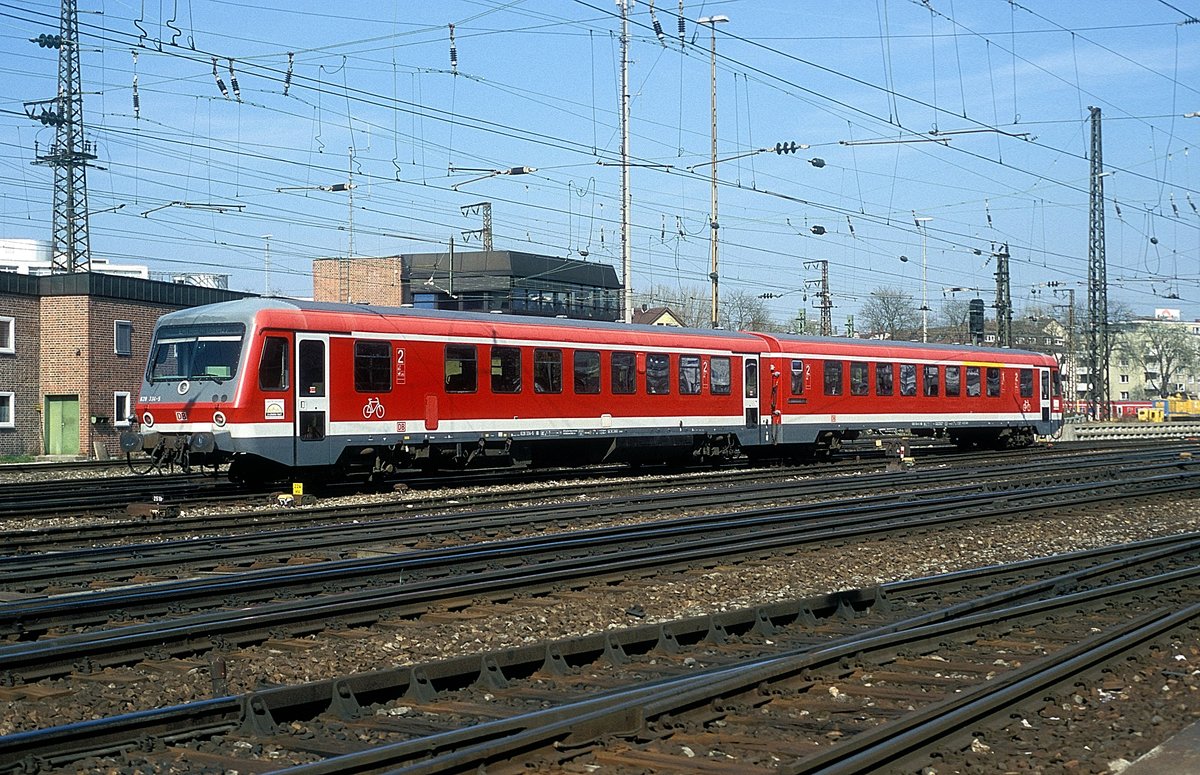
[[1, 0, 1198, 328]]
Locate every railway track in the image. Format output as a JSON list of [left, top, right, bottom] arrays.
[[0, 450, 1196, 684], [1, 445, 1193, 594], [4, 533, 1198, 772]]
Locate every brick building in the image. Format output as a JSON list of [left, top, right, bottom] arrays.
[[0, 273, 249, 459], [313, 251, 621, 321]]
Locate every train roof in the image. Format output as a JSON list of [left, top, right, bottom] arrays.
[[152, 298, 1059, 365]]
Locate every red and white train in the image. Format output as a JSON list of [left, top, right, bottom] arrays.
[[122, 298, 1064, 483]]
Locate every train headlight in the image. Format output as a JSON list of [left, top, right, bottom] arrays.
[[142, 411, 155, 428], [213, 411, 227, 427]]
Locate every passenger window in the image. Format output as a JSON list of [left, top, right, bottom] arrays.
[[259, 336, 289, 391], [354, 340, 392, 392], [899, 363, 917, 396], [790, 359, 804, 395], [679, 355, 701, 395], [945, 365, 961, 397], [1020, 368, 1034, 398], [744, 359, 758, 398], [966, 366, 982, 397], [445, 345, 477, 393], [1052, 371, 1063, 397], [534, 348, 563, 394], [923, 364, 939, 397], [876, 362, 894, 396], [711, 356, 732, 395], [987, 367, 1002, 397], [573, 351, 600, 394], [850, 362, 869, 396], [646, 353, 670, 394], [611, 351, 637, 394], [490, 346, 522, 394], [824, 361, 843, 396]]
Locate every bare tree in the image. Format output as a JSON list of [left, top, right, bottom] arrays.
[[722, 289, 778, 332], [859, 287, 920, 341], [1134, 321, 1199, 398], [633, 284, 708, 327]]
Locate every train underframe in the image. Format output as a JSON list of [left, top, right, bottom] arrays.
[[130, 420, 1041, 486]]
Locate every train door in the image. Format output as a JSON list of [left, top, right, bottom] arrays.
[[1040, 368, 1051, 422], [295, 334, 331, 466], [744, 357, 760, 428]]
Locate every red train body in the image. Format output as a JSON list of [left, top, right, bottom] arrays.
[[123, 298, 1063, 482]]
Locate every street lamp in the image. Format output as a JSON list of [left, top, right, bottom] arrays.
[[698, 13, 729, 328], [448, 165, 536, 191], [914, 215, 933, 343]]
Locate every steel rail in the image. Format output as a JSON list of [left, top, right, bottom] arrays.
[[4, 534, 1199, 772], [0, 467, 1197, 684]]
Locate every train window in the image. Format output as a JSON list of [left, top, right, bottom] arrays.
[[824, 361, 843, 396], [899, 363, 917, 396], [534, 349, 563, 394], [876, 363, 894, 396], [258, 336, 289, 391], [679, 356, 701, 395], [611, 351, 637, 394], [711, 356, 731, 395], [574, 351, 601, 394], [850, 362, 869, 396], [744, 359, 758, 398], [987, 367, 1002, 397], [923, 365, 939, 397], [490, 346, 522, 394], [790, 359, 804, 395], [1042, 372, 1050, 400], [646, 354, 670, 394], [445, 345, 478, 393], [1019, 368, 1034, 398], [148, 323, 245, 383], [1052, 371, 1063, 397], [298, 340, 325, 397], [354, 341, 392, 392], [966, 366, 982, 396], [945, 365, 961, 397]]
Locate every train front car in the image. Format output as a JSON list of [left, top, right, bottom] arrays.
[[121, 299, 263, 475]]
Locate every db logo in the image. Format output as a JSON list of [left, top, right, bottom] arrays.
[[175, 411, 188, 422], [395, 421, 406, 432]]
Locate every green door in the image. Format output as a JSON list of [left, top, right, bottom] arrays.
[[45, 395, 80, 456]]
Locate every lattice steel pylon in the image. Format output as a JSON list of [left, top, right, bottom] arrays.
[[804, 259, 833, 336], [993, 243, 1012, 348], [1087, 106, 1110, 420], [31, 0, 96, 273]]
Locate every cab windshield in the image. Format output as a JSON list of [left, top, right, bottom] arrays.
[[148, 323, 246, 384]]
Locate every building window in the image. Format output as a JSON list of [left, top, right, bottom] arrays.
[[0, 392, 12, 428], [354, 341, 392, 392], [646, 353, 670, 394], [490, 346, 523, 394], [1119, 374, 1130, 384], [573, 351, 600, 394], [678, 355, 701, 395], [444, 345, 478, 393], [1120, 391, 1130, 400], [710, 356, 731, 395], [114, 391, 132, 427], [115, 320, 133, 356], [984, 334, 996, 343], [0, 316, 13, 354], [611, 352, 636, 394]]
